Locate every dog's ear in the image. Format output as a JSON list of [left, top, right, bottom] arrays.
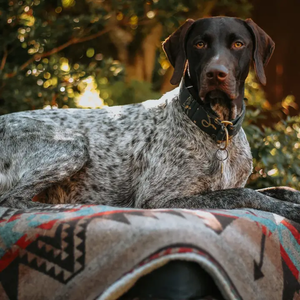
[[245, 18, 275, 86], [162, 19, 194, 85]]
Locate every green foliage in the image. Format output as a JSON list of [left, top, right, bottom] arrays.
[[0, 0, 119, 112], [0, 0, 252, 113], [244, 73, 300, 189]]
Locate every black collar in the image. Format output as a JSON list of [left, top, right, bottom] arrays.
[[178, 75, 246, 143]]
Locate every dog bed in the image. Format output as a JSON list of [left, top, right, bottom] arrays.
[[0, 204, 299, 300]]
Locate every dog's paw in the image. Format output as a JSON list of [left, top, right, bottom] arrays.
[[275, 201, 300, 223]]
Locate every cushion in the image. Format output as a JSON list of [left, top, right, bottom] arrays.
[[0, 205, 299, 300]]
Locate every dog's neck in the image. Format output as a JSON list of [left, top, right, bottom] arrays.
[[178, 76, 246, 144]]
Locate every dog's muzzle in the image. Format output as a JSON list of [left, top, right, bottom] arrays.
[[200, 64, 237, 101]]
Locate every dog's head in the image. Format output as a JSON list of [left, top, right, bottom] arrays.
[[163, 17, 275, 120]]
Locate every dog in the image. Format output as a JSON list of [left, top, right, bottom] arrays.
[[1, 16, 300, 222]]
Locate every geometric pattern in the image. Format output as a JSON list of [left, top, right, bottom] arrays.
[[20, 219, 87, 283], [0, 205, 300, 300], [0, 206, 160, 299], [0, 217, 87, 299]]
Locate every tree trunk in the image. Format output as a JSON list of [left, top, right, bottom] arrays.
[[126, 23, 162, 82]]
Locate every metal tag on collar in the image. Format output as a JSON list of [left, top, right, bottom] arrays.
[[216, 120, 233, 174]]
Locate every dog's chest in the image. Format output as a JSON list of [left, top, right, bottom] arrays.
[[131, 110, 253, 204], [83, 98, 253, 203]]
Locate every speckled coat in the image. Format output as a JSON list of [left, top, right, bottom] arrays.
[[0, 87, 252, 208], [1, 88, 300, 222]]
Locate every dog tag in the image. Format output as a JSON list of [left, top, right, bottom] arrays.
[[215, 149, 228, 175]]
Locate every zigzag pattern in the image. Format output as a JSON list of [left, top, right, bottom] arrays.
[[0, 206, 299, 300]]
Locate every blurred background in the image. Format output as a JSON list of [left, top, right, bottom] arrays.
[[0, 0, 299, 189]]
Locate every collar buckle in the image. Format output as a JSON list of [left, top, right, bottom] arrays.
[[219, 121, 233, 151]]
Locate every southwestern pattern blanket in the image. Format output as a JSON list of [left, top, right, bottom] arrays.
[[0, 205, 299, 300]]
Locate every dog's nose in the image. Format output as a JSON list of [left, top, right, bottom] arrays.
[[206, 65, 229, 82]]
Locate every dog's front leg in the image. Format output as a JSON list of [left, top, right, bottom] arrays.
[[255, 186, 300, 204], [140, 188, 300, 223]]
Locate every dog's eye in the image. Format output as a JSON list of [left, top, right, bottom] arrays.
[[233, 41, 244, 49], [194, 42, 206, 49]]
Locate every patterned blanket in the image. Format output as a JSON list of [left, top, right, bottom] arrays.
[[0, 205, 299, 300]]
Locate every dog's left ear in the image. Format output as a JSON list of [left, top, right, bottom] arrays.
[[162, 19, 194, 85], [245, 18, 275, 86]]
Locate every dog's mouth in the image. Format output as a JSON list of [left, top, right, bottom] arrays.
[[203, 90, 237, 121]]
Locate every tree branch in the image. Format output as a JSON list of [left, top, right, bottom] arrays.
[[4, 18, 156, 79], [6, 26, 114, 78], [0, 48, 8, 71]]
